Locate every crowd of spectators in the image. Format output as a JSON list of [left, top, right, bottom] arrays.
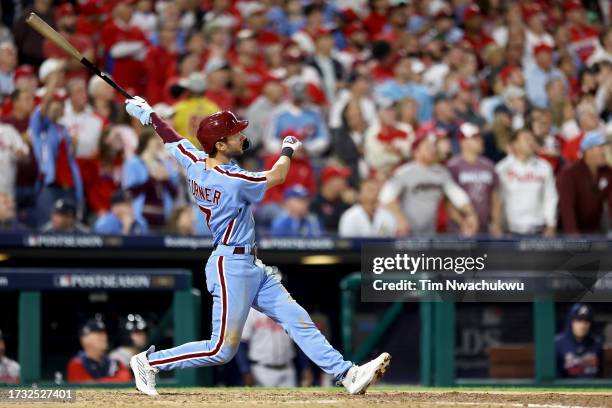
[[1, 0, 612, 238]]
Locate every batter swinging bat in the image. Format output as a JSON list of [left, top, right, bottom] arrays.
[[25, 12, 134, 99]]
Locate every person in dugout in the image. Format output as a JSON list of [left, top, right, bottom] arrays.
[[66, 317, 131, 383], [555, 303, 603, 378], [110, 314, 149, 368]]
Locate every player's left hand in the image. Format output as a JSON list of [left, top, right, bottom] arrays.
[[281, 135, 302, 154], [125, 96, 154, 126]]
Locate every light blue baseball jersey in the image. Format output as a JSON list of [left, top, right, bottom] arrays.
[[164, 139, 267, 245], [148, 129, 352, 382]]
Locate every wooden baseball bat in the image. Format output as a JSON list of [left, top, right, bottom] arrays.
[[25, 12, 134, 99]]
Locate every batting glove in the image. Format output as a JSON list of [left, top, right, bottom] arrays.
[[125, 96, 154, 126], [281, 135, 302, 154]]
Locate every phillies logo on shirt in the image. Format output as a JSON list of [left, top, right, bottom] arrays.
[[505, 169, 545, 183]]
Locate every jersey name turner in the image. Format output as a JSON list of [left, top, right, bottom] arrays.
[[189, 179, 222, 205]]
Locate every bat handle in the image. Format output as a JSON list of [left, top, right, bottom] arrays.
[[80, 58, 133, 99]]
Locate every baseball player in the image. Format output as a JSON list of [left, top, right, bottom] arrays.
[[124, 96, 390, 396]]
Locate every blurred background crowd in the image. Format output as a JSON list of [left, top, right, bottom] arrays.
[[0, 0, 612, 238]]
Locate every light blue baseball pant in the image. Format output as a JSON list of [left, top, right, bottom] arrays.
[[148, 246, 353, 380]]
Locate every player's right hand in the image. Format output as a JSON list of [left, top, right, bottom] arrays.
[[281, 135, 302, 154], [125, 96, 154, 126]]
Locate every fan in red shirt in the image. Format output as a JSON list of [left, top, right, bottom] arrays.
[[376, 1, 410, 47], [75, 0, 105, 38], [227, 30, 272, 107], [363, 0, 389, 40], [144, 25, 177, 105], [66, 319, 131, 383], [564, 0, 600, 63], [101, 0, 149, 97], [461, 4, 494, 55], [43, 3, 95, 83]]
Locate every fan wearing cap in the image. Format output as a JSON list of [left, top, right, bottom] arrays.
[[41, 197, 89, 234], [110, 314, 149, 368], [447, 123, 503, 236], [310, 165, 356, 232], [263, 80, 330, 157], [67, 318, 131, 383], [557, 131, 612, 234], [101, 0, 149, 97], [379, 131, 474, 236], [555, 303, 603, 378], [460, 4, 494, 54], [172, 72, 220, 149], [524, 43, 566, 108], [337, 19, 370, 69], [270, 184, 323, 237], [30, 66, 84, 228], [522, 3, 555, 68], [94, 190, 148, 235], [0, 329, 20, 384], [425, 4, 463, 45], [495, 128, 558, 236], [43, 3, 95, 83]]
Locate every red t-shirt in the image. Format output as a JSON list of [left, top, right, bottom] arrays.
[[144, 46, 177, 105], [560, 132, 584, 163], [101, 20, 149, 96], [363, 11, 388, 39], [263, 154, 316, 203], [55, 139, 74, 188]]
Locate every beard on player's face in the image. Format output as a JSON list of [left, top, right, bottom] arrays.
[[217, 134, 246, 158]]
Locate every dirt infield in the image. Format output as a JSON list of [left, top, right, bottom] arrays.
[[6, 388, 612, 408]]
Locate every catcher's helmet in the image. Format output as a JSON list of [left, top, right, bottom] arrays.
[[196, 111, 249, 154]]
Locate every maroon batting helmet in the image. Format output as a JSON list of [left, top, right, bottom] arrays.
[[196, 111, 249, 154]]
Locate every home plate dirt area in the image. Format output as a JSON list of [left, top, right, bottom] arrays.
[[8, 387, 612, 408]]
